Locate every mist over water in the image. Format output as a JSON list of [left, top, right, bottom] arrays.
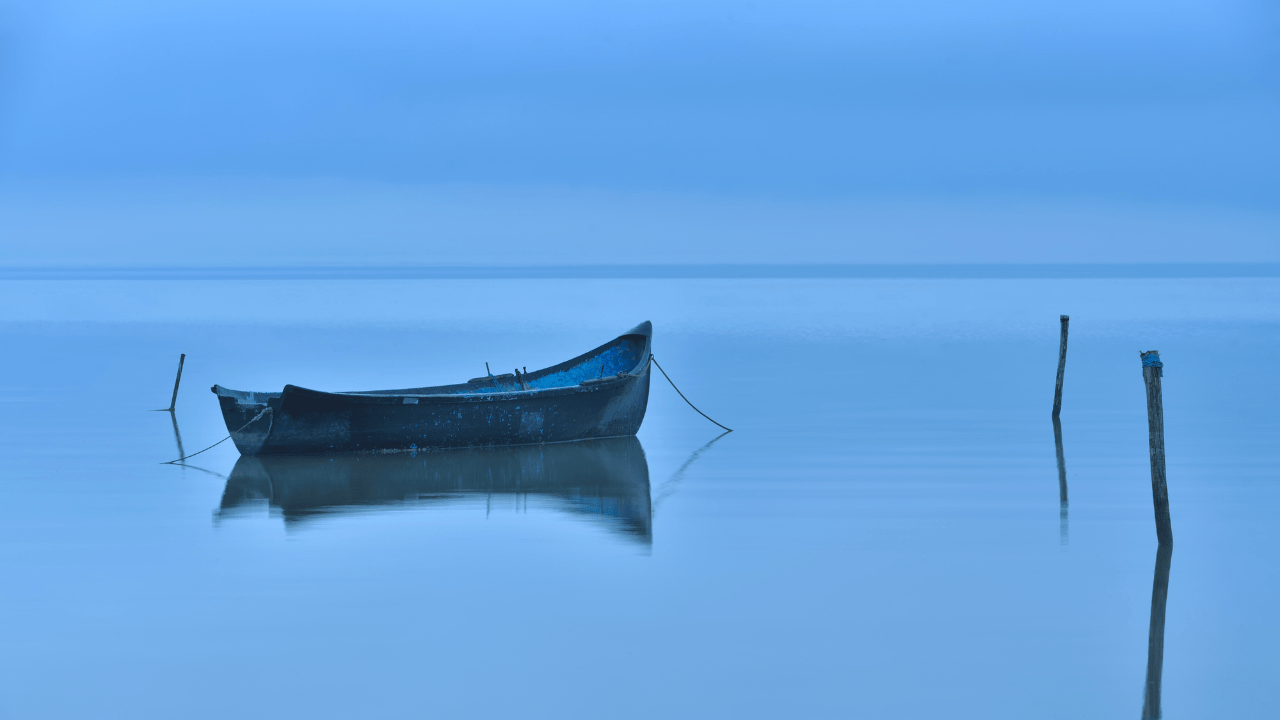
[[0, 278, 1275, 718], [3, 0, 1279, 266]]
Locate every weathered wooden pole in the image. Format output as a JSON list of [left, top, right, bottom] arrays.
[[1140, 351, 1173, 545], [1051, 315, 1069, 418], [168, 353, 186, 412], [1141, 543, 1174, 719]]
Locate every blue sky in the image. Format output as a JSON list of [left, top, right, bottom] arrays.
[[1, 0, 1278, 265]]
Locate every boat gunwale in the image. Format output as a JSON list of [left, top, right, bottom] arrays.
[[213, 321, 653, 406], [281, 371, 644, 405]]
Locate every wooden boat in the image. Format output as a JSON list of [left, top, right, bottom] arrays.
[[212, 321, 652, 456], [216, 436, 652, 542]]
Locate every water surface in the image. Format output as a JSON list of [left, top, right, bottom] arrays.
[[0, 277, 1275, 718]]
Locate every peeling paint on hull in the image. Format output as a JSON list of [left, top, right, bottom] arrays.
[[213, 321, 653, 456]]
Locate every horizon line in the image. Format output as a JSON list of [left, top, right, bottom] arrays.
[[2, 262, 1279, 280]]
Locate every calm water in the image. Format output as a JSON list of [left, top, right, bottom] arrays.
[[0, 277, 1276, 719]]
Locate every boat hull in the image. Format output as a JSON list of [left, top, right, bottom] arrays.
[[213, 322, 653, 456], [219, 370, 650, 455]]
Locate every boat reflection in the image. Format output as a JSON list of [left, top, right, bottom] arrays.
[[216, 436, 652, 543]]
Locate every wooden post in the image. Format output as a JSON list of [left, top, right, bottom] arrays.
[[1141, 351, 1173, 545], [1141, 543, 1173, 719], [1051, 315, 1069, 418], [168, 354, 186, 412]]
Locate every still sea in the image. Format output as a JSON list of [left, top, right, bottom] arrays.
[[0, 276, 1275, 718]]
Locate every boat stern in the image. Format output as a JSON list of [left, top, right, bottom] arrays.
[[212, 385, 277, 456]]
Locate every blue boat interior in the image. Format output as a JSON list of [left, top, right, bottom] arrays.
[[214, 327, 648, 402], [375, 330, 648, 396]]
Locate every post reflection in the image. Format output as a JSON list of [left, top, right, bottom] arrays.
[[1052, 416, 1068, 544], [168, 410, 185, 461], [216, 436, 652, 543], [1142, 544, 1174, 719]]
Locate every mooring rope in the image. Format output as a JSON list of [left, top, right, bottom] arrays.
[[162, 406, 270, 465], [649, 355, 733, 432], [163, 355, 727, 465]]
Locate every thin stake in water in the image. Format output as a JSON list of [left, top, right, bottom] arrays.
[[168, 353, 185, 412], [1141, 350, 1173, 545], [153, 353, 186, 412], [1052, 315, 1069, 418]]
